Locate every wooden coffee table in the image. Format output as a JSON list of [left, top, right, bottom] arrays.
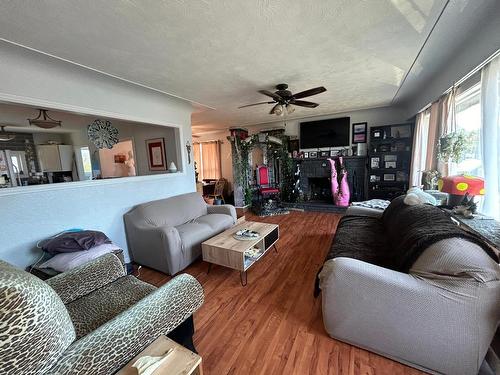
[[201, 221, 279, 286]]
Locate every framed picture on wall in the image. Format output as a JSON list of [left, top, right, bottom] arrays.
[[309, 151, 318, 158], [146, 138, 167, 171], [370, 157, 380, 169], [352, 122, 367, 144], [303, 152, 309, 158], [320, 151, 330, 158], [383, 173, 395, 181]]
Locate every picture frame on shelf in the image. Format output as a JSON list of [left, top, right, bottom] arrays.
[[330, 150, 337, 157], [390, 125, 411, 138], [370, 157, 380, 169], [369, 175, 381, 183], [303, 152, 309, 158], [383, 173, 395, 181], [309, 151, 318, 158], [352, 122, 367, 144], [385, 161, 396, 169], [320, 151, 329, 158], [146, 138, 167, 171]]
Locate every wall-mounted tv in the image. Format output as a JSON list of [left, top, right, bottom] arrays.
[[300, 117, 350, 149]]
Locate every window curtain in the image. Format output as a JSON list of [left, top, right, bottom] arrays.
[[480, 55, 500, 219], [410, 110, 430, 187], [410, 89, 456, 186], [193, 142, 202, 181], [201, 141, 222, 180]]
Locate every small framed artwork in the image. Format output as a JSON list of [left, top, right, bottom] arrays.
[[369, 175, 381, 183], [352, 122, 367, 144], [384, 154, 397, 162], [146, 138, 167, 171], [370, 157, 380, 169], [330, 150, 337, 157], [303, 152, 309, 158], [383, 173, 395, 181], [309, 151, 318, 158], [320, 151, 330, 158], [385, 161, 396, 169]]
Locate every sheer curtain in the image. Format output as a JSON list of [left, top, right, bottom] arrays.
[[410, 110, 430, 187], [193, 142, 202, 181], [201, 141, 222, 180], [480, 55, 500, 219]]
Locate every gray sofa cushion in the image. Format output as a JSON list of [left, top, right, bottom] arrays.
[[129, 192, 208, 228], [194, 213, 234, 232]]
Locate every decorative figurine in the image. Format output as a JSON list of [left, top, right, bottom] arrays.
[[186, 141, 192, 164]]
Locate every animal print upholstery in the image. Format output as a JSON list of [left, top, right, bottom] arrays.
[[0, 261, 75, 375], [48, 273, 204, 375], [46, 253, 125, 304], [66, 275, 156, 339]]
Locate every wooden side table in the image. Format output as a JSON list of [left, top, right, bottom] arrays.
[[116, 335, 202, 375]]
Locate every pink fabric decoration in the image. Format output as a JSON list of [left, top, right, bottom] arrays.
[[328, 157, 350, 206]]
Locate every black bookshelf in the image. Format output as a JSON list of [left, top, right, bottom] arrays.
[[367, 123, 414, 200]]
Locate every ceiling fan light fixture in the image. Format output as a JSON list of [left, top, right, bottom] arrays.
[[0, 126, 15, 142], [286, 104, 295, 114], [28, 109, 62, 129], [274, 104, 284, 116]]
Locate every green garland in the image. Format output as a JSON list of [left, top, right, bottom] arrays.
[[229, 132, 296, 204]]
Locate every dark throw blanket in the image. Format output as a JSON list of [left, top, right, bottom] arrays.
[[314, 196, 498, 297]]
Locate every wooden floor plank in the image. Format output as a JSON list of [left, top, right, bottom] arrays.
[[139, 211, 425, 375]]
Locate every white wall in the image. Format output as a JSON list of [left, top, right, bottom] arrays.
[[0, 41, 195, 268]]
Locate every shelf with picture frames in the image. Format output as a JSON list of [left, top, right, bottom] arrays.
[[368, 124, 414, 200]]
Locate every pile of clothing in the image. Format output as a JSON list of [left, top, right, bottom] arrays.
[[38, 230, 121, 272]]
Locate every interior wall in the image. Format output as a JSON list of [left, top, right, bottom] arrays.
[[0, 41, 195, 269], [193, 105, 409, 189]]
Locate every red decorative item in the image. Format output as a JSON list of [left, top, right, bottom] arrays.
[[438, 175, 485, 196]]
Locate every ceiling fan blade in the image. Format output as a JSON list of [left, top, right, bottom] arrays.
[[269, 103, 281, 114], [258, 90, 283, 102], [292, 86, 327, 99], [238, 101, 274, 109], [291, 100, 319, 108]]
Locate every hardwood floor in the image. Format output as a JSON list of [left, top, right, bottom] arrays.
[[139, 211, 424, 375]]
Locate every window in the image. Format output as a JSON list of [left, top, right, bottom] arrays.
[[454, 83, 482, 176], [194, 141, 221, 181]]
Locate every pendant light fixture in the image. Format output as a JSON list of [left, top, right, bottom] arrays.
[[0, 126, 15, 142], [28, 109, 62, 129]]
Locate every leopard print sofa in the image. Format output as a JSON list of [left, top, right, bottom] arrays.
[[0, 253, 204, 375]]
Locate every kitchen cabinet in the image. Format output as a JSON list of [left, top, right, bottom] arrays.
[[37, 145, 73, 172]]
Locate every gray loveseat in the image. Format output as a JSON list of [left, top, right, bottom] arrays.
[[124, 192, 237, 275], [318, 196, 500, 375]]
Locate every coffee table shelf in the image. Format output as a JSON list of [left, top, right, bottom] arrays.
[[202, 221, 279, 286]]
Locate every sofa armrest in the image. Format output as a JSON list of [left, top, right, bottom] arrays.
[[345, 206, 384, 218], [49, 274, 204, 375], [125, 222, 182, 275], [207, 204, 237, 224], [46, 253, 125, 304], [320, 257, 493, 375]]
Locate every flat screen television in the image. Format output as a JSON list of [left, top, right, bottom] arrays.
[[299, 117, 350, 149]]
